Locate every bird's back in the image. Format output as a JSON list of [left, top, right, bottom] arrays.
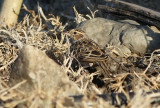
[[70, 38, 107, 62]]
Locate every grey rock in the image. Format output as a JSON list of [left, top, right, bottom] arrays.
[[8, 45, 79, 95], [77, 18, 160, 56]]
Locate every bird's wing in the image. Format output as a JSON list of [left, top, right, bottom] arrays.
[[71, 39, 108, 62]]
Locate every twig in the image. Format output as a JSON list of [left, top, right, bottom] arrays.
[[97, 0, 160, 29], [143, 49, 160, 74], [103, 0, 160, 20]]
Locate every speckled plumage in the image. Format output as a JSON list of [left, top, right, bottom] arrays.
[[64, 29, 112, 77]]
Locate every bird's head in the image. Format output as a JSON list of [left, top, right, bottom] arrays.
[[63, 29, 87, 40]]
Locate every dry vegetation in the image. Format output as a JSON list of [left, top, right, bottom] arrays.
[[0, 1, 160, 108]]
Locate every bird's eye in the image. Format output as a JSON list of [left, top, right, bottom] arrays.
[[73, 32, 77, 34]]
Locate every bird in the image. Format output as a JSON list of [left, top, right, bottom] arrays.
[[64, 29, 113, 78]]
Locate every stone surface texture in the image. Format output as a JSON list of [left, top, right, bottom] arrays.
[[9, 45, 79, 95], [77, 18, 160, 56]]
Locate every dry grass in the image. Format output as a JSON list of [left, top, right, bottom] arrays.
[[0, 1, 160, 108]]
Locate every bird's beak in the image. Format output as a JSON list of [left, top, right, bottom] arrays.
[[62, 31, 71, 37]]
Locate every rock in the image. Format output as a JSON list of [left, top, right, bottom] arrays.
[[77, 18, 160, 56], [8, 45, 79, 95]]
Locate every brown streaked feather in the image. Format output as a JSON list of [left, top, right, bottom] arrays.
[[99, 61, 112, 77], [71, 38, 107, 62], [65, 29, 112, 78]]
